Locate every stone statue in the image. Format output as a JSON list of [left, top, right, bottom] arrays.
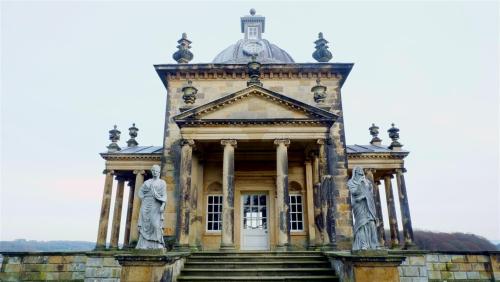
[[136, 165, 167, 249], [348, 166, 379, 251]]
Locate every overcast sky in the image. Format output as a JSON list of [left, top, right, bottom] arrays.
[[1, 1, 498, 243]]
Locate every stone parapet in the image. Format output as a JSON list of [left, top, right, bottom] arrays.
[[391, 250, 499, 281]]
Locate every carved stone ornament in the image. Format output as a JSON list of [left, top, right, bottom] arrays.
[[388, 123, 403, 149], [311, 78, 327, 103], [182, 80, 198, 104], [173, 33, 193, 64], [369, 123, 382, 145], [312, 32, 333, 62], [127, 123, 139, 147], [136, 165, 167, 249], [107, 125, 121, 152], [348, 166, 379, 251], [247, 55, 263, 87]]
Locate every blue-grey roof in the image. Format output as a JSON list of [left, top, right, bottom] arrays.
[[213, 39, 294, 64], [113, 146, 163, 154], [346, 144, 408, 154]]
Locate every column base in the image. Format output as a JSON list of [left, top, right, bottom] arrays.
[[403, 242, 418, 250], [275, 245, 289, 252], [219, 244, 236, 251], [173, 244, 191, 252]]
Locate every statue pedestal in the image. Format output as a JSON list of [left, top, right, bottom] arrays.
[[115, 251, 189, 282], [326, 251, 405, 282]]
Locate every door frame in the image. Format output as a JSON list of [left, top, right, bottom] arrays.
[[240, 192, 270, 250], [234, 177, 275, 251]]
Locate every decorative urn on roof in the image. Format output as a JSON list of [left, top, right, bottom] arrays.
[[173, 33, 193, 64], [312, 32, 333, 62]]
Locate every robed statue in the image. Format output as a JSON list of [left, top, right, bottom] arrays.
[[136, 165, 167, 249], [348, 166, 379, 250]]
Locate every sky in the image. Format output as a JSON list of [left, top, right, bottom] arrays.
[[1, 1, 499, 243]]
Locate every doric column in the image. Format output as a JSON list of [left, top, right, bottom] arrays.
[[384, 174, 400, 248], [110, 177, 125, 249], [395, 168, 415, 248], [123, 181, 134, 246], [177, 139, 195, 250], [129, 170, 145, 246], [304, 160, 316, 249], [275, 138, 290, 251], [374, 180, 386, 246], [96, 170, 114, 249], [365, 169, 385, 247], [220, 139, 237, 250], [312, 152, 320, 185]]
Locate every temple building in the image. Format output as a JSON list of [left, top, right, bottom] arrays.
[[95, 9, 415, 252]]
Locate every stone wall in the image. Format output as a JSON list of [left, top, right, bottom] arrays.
[[395, 251, 500, 281], [0, 252, 88, 281], [0, 251, 188, 282]]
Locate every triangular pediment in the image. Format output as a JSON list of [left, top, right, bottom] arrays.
[[173, 85, 337, 127]]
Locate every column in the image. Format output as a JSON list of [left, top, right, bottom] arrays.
[[96, 170, 114, 249], [275, 138, 290, 251], [220, 139, 237, 250], [177, 139, 194, 250], [129, 170, 145, 246], [304, 160, 316, 248], [123, 181, 134, 246], [110, 177, 125, 249], [395, 168, 415, 248], [374, 180, 386, 246], [384, 174, 400, 248], [310, 151, 322, 247], [365, 169, 385, 247]]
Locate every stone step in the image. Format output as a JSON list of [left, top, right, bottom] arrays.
[[180, 268, 334, 277], [184, 261, 331, 269], [188, 255, 327, 262], [177, 275, 339, 282], [192, 251, 322, 256]]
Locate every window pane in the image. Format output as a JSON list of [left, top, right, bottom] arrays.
[[244, 195, 250, 205], [208, 196, 213, 204], [298, 222, 303, 230], [252, 195, 258, 206], [260, 195, 266, 206], [208, 205, 213, 212], [208, 222, 213, 230], [292, 222, 297, 230], [260, 207, 266, 217]]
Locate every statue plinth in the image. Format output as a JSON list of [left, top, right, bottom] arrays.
[[115, 252, 188, 282], [326, 251, 405, 282]]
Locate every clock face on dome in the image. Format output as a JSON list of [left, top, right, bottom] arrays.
[[242, 41, 264, 56]]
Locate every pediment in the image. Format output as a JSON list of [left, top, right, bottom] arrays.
[[173, 85, 337, 127]]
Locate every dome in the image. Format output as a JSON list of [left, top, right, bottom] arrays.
[[212, 9, 294, 64], [213, 39, 295, 64]]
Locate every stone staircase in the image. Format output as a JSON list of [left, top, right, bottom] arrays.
[[177, 251, 339, 282]]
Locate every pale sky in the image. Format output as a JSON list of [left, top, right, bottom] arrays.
[[1, 1, 499, 243]]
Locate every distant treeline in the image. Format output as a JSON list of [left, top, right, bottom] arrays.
[[0, 231, 497, 252], [385, 230, 498, 251], [0, 239, 94, 252]]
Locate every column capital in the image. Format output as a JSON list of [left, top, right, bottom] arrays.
[[221, 139, 237, 147], [364, 168, 376, 174], [395, 168, 407, 174], [103, 169, 115, 175], [181, 139, 195, 147], [384, 173, 394, 179], [375, 180, 382, 185], [115, 175, 128, 182], [316, 138, 325, 145], [133, 170, 145, 175], [274, 138, 290, 147]]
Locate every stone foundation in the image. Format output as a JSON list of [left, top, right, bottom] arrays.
[[1, 250, 499, 281]]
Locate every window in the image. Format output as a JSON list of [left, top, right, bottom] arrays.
[[248, 26, 258, 39], [289, 194, 304, 231], [207, 195, 223, 231]]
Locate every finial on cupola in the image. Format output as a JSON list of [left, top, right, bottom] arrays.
[[249, 8, 256, 16], [173, 32, 193, 64], [127, 123, 139, 147], [388, 123, 403, 151], [107, 125, 121, 152], [369, 123, 382, 146], [312, 32, 333, 62], [247, 55, 263, 87]]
